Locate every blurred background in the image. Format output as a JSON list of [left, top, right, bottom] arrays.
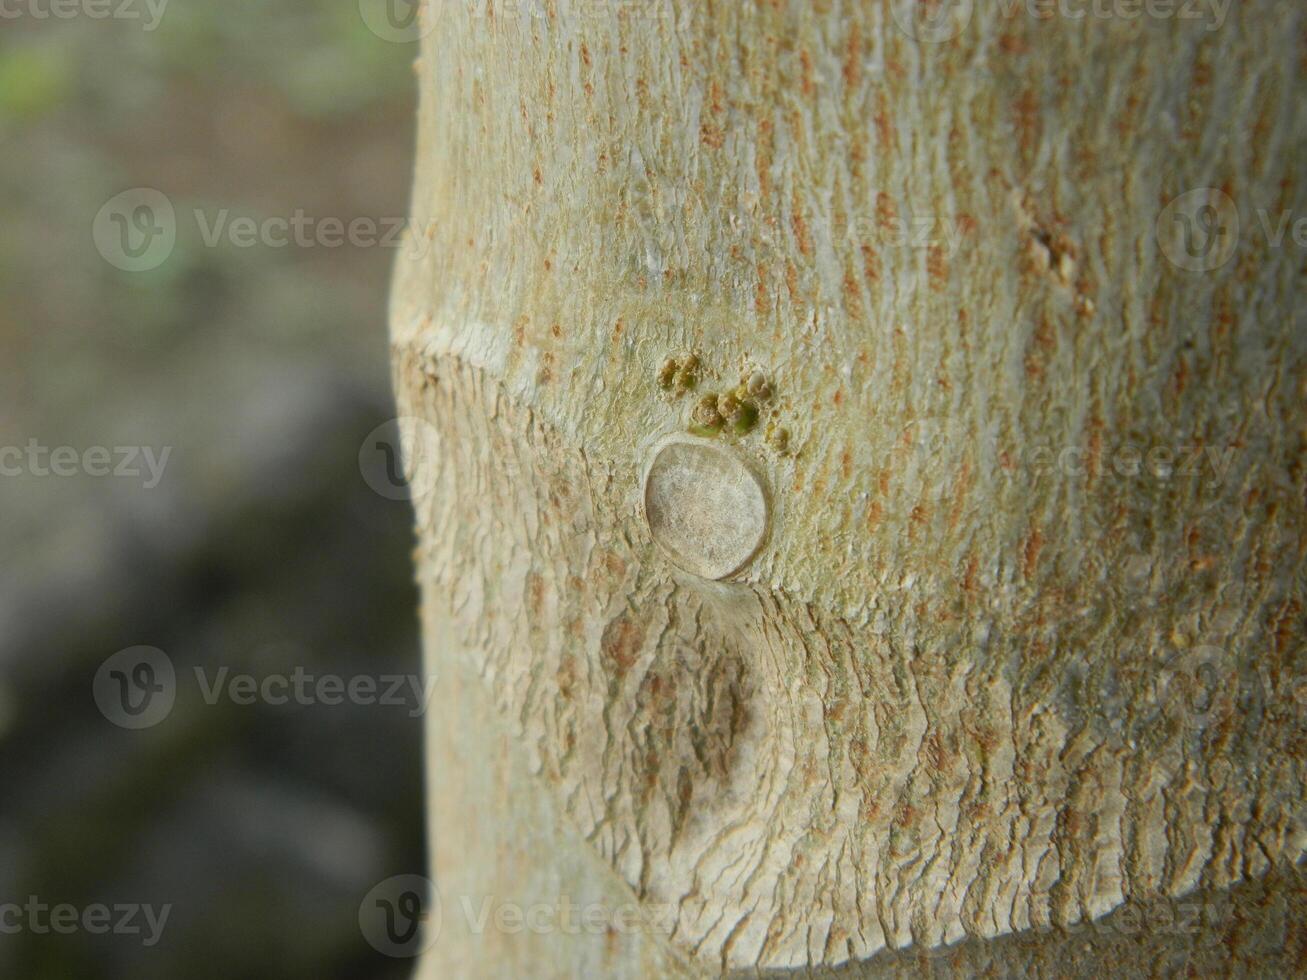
[[0, 2, 429, 976]]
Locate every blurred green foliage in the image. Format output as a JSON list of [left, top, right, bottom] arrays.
[[1, 2, 427, 978]]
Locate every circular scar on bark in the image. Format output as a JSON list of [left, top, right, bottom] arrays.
[[642, 435, 770, 580]]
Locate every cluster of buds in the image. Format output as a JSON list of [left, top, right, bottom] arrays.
[[690, 370, 772, 437], [657, 354, 700, 395], [658, 357, 789, 451]]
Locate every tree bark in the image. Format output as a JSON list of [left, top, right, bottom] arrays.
[[392, 1, 1306, 975]]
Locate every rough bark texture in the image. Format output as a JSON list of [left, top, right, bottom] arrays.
[[392, 1, 1306, 975]]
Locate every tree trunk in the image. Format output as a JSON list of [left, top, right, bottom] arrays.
[[391, 1, 1306, 975]]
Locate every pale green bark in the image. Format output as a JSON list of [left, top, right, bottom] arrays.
[[394, 1, 1306, 975]]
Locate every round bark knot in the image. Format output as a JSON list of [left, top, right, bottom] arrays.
[[642, 435, 769, 580]]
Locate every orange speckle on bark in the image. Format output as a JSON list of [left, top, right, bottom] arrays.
[[927, 243, 949, 288], [948, 461, 972, 530], [1087, 418, 1103, 482], [843, 270, 863, 319], [756, 117, 774, 200], [842, 23, 862, 88], [1034, 316, 1056, 351], [866, 499, 883, 533], [861, 242, 881, 284], [1273, 600, 1301, 654], [601, 614, 642, 675], [998, 32, 1028, 54], [1013, 89, 1040, 160], [1172, 356, 1190, 397], [603, 550, 627, 581], [962, 554, 979, 593], [701, 122, 725, 149], [874, 91, 894, 150], [1022, 526, 1044, 578], [792, 207, 813, 258], [876, 191, 897, 233], [527, 572, 545, 618], [755, 263, 770, 316], [800, 49, 815, 98]]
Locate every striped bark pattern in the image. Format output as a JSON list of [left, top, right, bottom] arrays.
[[395, 1, 1306, 973]]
